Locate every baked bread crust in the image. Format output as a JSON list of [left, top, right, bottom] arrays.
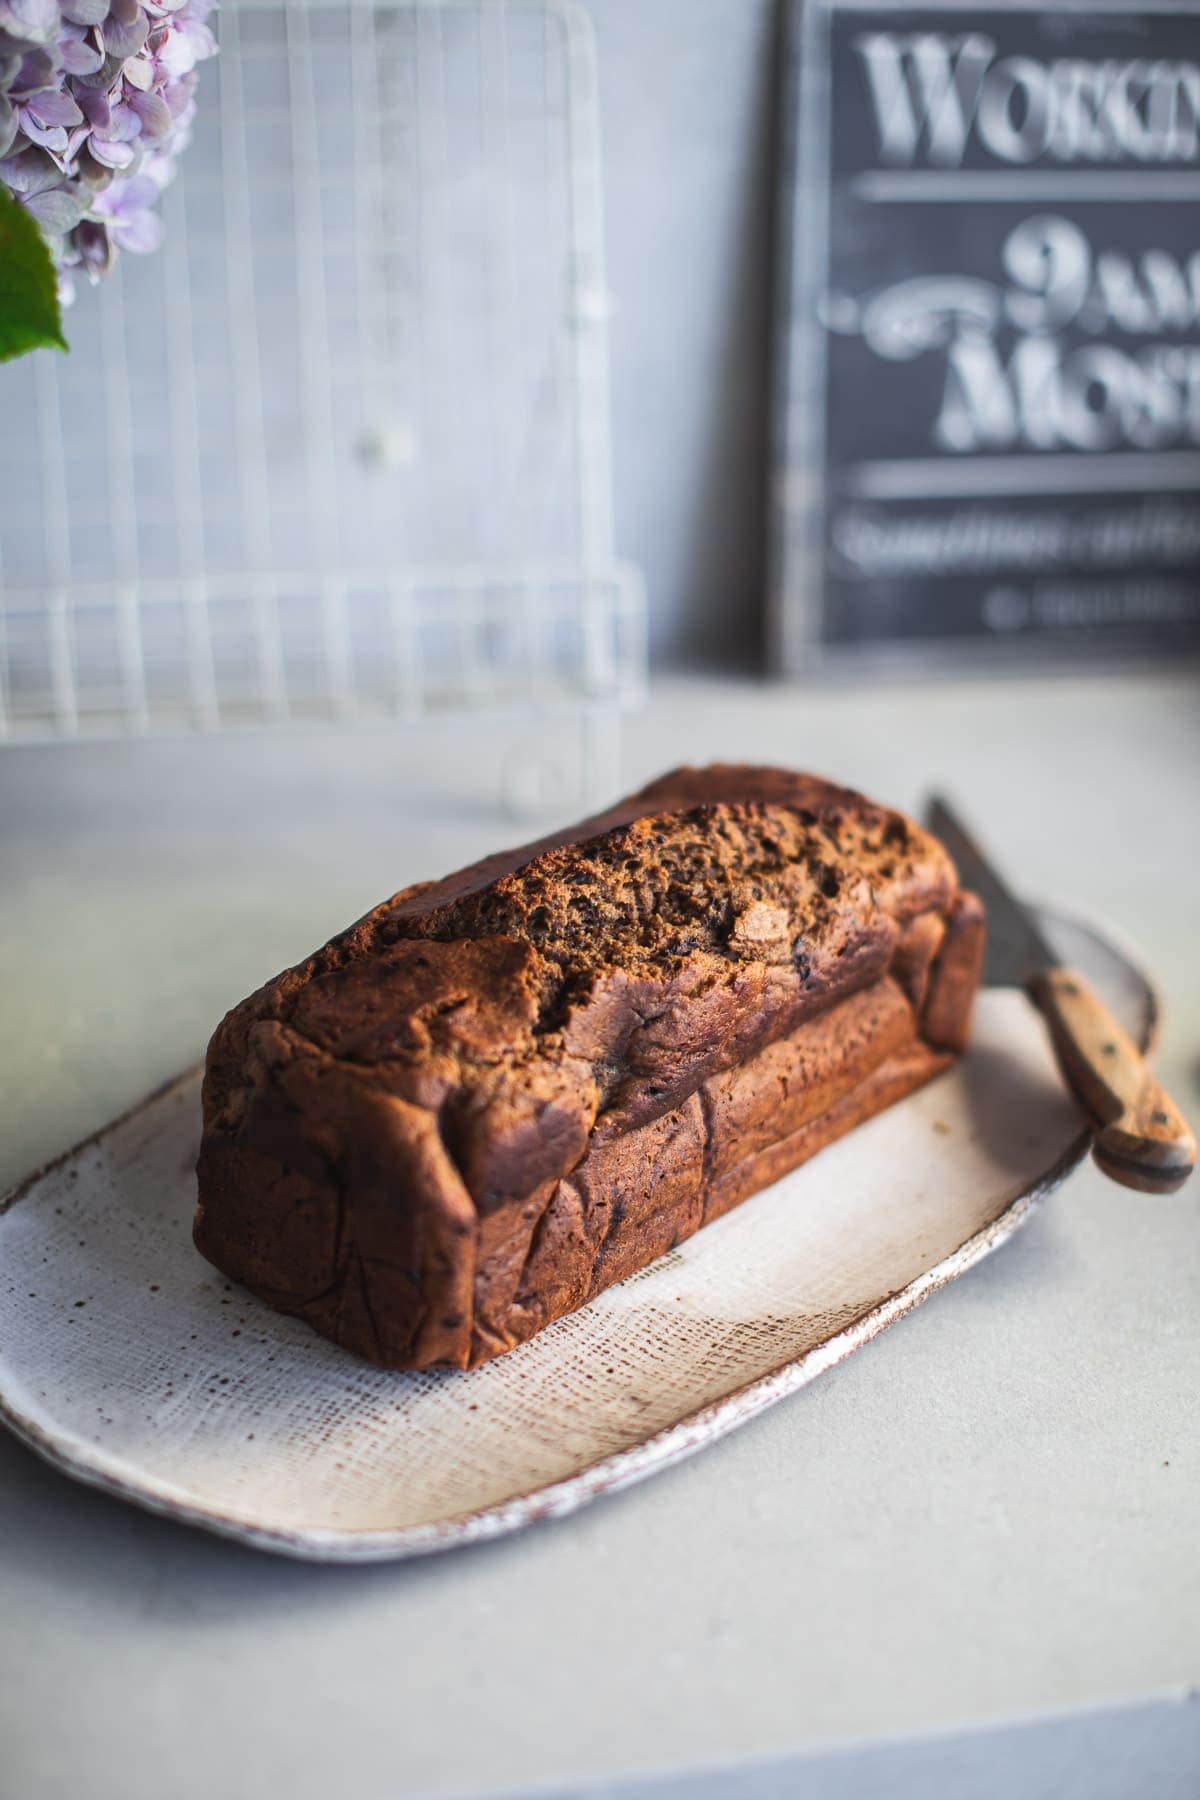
[[194, 766, 985, 1368]]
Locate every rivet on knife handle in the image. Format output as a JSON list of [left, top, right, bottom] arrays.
[[1029, 967, 1197, 1194]]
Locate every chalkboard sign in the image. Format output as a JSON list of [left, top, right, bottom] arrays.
[[770, 0, 1200, 670]]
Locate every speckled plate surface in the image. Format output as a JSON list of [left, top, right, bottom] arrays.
[[0, 908, 1155, 1563]]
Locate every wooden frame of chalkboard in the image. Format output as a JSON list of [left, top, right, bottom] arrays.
[[769, 0, 1200, 674]]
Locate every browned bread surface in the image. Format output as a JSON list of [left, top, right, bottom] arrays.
[[195, 765, 985, 1368]]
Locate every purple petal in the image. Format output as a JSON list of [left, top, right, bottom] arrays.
[[61, 120, 91, 160], [181, 16, 215, 59], [76, 86, 110, 128], [106, 0, 141, 23], [127, 87, 170, 137], [59, 27, 105, 74], [122, 51, 153, 89], [156, 23, 197, 76], [70, 48, 125, 89], [161, 76, 193, 118], [27, 88, 84, 128], [10, 44, 62, 96], [75, 143, 114, 185], [0, 96, 16, 157], [111, 205, 161, 251], [61, 0, 108, 23], [124, 170, 160, 209], [18, 110, 67, 151], [73, 215, 113, 270], [103, 99, 141, 140], [92, 169, 164, 248], [102, 10, 147, 55], [0, 144, 58, 193], [43, 119, 90, 171], [139, 144, 176, 186], [2, 0, 58, 43], [25, 184, 88, 230], [85, 132, 134, 167], [92, 166, 151, 213]]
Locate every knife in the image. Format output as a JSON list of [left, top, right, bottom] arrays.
[[926, 797, 1196, 1195]]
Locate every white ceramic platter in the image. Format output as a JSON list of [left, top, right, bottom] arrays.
[[0, 909, 1154, 1563]]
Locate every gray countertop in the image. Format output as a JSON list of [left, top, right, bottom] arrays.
[[1, 672, 1198, 1800]]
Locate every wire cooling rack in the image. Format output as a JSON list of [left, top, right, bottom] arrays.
[[0, 0, 643, 803]]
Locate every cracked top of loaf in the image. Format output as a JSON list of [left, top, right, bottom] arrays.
[[201, 766, 962, 1217]]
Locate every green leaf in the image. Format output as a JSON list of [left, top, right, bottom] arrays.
[[0, 188, 68, 363]]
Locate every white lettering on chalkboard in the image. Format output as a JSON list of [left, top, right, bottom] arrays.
[[834, 215, 1200, 452], [855, 34, 1200, 165]]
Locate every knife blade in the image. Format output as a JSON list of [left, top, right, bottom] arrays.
[[925, 795, 1195, 1195], [925, 796, 1058, 988]]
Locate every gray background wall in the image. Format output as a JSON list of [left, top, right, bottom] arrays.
[[588, 1, 781, 667]]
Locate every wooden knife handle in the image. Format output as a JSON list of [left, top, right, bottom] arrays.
[[1030, 968, 1196, 1194]]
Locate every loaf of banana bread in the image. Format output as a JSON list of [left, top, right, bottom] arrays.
[[194, 766, 984, 1369]]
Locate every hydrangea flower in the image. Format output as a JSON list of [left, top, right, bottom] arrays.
[[0, 0, 215, 298]]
